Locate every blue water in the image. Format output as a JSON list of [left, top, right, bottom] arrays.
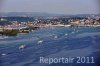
[[0, 27, 100, 66]]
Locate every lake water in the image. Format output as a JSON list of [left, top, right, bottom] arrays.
[[0, 27, 100, 66]]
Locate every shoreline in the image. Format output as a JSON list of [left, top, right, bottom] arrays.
[[0, 26, 100, 37]]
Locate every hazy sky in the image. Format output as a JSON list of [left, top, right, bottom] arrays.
[[0, 0, 99, 14]]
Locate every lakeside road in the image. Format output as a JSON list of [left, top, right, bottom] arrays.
[[39, 24, 100, 27], [34, 24, 100, 28]]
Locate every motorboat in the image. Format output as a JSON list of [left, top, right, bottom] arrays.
[[19, 45, 26, 49], [71, 31, 75, 34], [1, 53, 7, 56], [54, 35, 58, 39], [38, 40, 43, 44], [65, 33, 68, 36]]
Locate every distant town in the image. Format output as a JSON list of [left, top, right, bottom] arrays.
[[0, 13, 100, 36]]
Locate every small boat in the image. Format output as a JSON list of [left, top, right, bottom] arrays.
[[38, 40, 43, 44], [19, 45, 26, 49], [54, 35, 58, 39], [73, 29, 76, 31], [65, 33, 68, 36], [1, 53, 7, 56], [0, 36, 8, 39], [4, 36, 8, 38], [71, 31, 75, 34]]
